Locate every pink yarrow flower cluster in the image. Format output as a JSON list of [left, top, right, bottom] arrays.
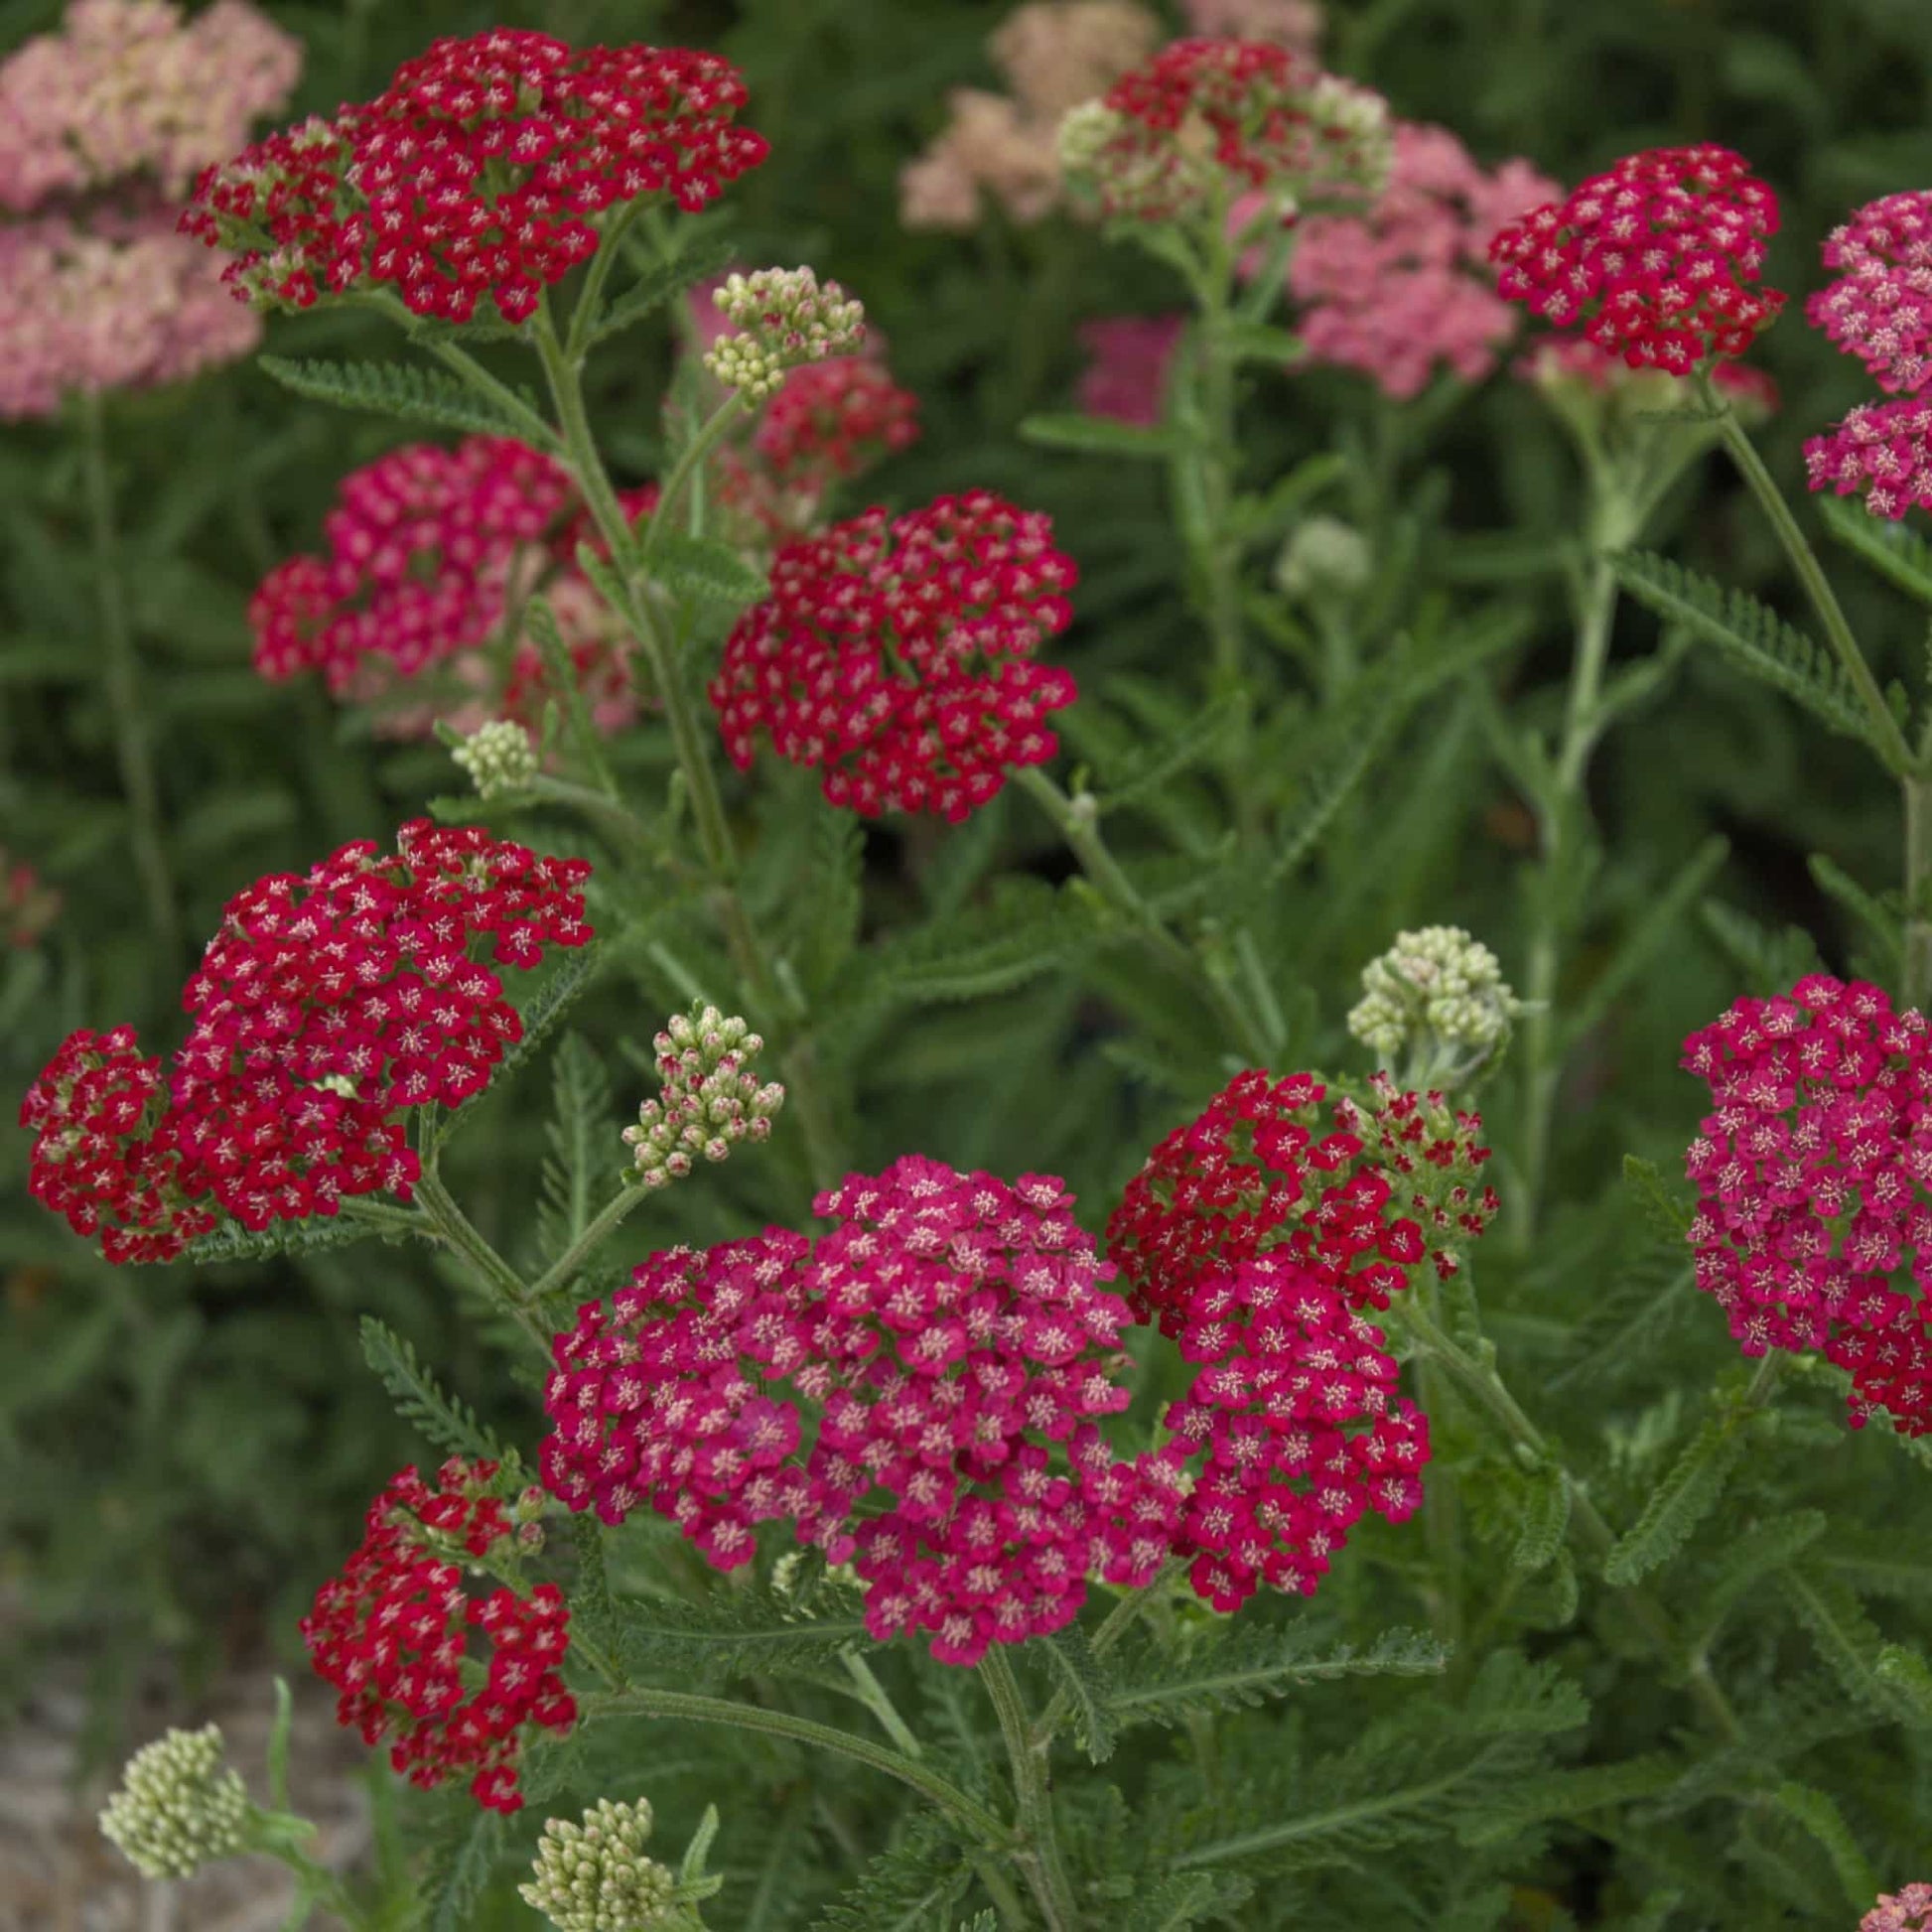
[[182, 30, 766, 323], [1075, 314, 1185, 426], [1804, 192, 1932, 521], [1284, 122, 1557, 399], [249, 437, 657, 735], [0, 0, 299, 418], [0, 0, 300, 209], [1683, 975, 1932, 1436], [710, 490, 1078, 821], [1490, 144, 1784, 375], [19, 823, 593, 1263], [540, 1158, 1173, 1665], [302, 1457, 573, 1813], [1863, 1884, 1932, 1932]]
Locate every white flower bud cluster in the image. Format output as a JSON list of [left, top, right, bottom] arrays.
[[520, 1798, 682, 1932], [1275, 515, 1372, 601], [452, 719, 538, 800], [1056, 98, 1124, 177], [1348, 926, 1518, 1084], [1308, 72, 1394, 195], [704, 268, 866, 401], [98, 1725, 250, 1879], [622, 1003, 785, 1188]]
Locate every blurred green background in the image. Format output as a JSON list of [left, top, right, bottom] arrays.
[[4, 0, 1930, 1814]]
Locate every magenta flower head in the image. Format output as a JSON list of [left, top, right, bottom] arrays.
[[1061, 38, 1389, 226], [1489, 144, 1784, 376], [1683, 975, 1932, 1437], [19, 823, 594, 1263], [1075, 313, 1186, 426], [1803, 398, 1932, 523], [709, 490, 1078, 822], [181, 30, 767, 323], [1808, 192, 1932, 396], [540, 1156, 1171, 1666]]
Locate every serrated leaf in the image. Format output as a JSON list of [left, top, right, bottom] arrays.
[[1510, 1465, 1571, 1573], [1817, 490, 1932, 609], [1126, 1873, 1256, 1931], [1779, 1565, 1907, 1719], [1603, 1414, 1746, 1587], [358, 1315, 517, 1467], [1098, 692, 1245, 811], [1019, 411, 1198, 458], [1764, 1782, 1878, 1912], [587, 233, 741, 348], [1110, 1625, 1448, 1729], [180, 1213, 397, 1268], [644, 529, 768, 604], [537, 1032, 617, 1262], [1621, 1154, 1695, 1244], [415, 1807, 503, 1932], [1612, 549, 1891, 759], [613, 1587, 872, 1683], [807, 1818, 970, 1932], [1875, 1642, 1932, 1724], [258, 354, 543, 439], [1808, 851, 1903, 976], [1688, 1510, 1828, 1651], [1217, 321, 1303, 364], [1458, 1754, 1683, 1846], [1043, 1626, 1119, 1764]]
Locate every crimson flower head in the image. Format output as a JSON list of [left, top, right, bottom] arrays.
[[181, 30, 766, 323], [1489, 144, 1784, 375], [1143, 1251, 1431, 1610], [302, 1457, 575, 1813], [1804, 399, 1932, 523], [1106, 1069, 1497, 1338], [709, 490, 1078, 822], [19, 822, 594, 1263], [1808, 192, 1932, 396], [250, 437, 657, 733], [1063, 37, 1390, 225], [1683, 974, 1932, 1437], [540, 1156, 1170, 1666], [752, 357, 922, 491]]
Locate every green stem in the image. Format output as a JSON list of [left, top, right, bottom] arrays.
[[426, 338, 560, 452], [1030, 1563, 1178, 1751], [564, 198, 649, 361], [970, 1852, 1034, 1931], [1015, 767, 1271, 1064], [578, 1688, 1009, 1843], [413, 1172, 548, 1352], [1391, 1294, 1746, 1746], [840, 1650, 925, 1758], [1906, 775, 1932, 1011], [978, 1648, 1082, 1932], [639, 393, 746, 560], [1705, 387, 1911, 774], [79, 390, 181, 966], [525, 1182, 649, 1305]]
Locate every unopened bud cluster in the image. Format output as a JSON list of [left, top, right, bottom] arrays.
[[452, 720, 539, 800], [704, 268, 865, 400], [1275, 515, 1372, 601], [1348, 925, 1518, 1084], [520, 1798, 682, 1932], [622, 1004, 785, 1187], [99, 1725, 250, 1879]]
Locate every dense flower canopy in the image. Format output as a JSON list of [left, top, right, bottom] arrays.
[[182, 29, 766, 321], [1490, 143, 1784, 374], [1808, 192, 1932, 396], [710, 490, 1078, 821]]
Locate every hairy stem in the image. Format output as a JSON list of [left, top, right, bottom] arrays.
[[413, 1172, 548, 1352], [578, 1689, 1010, 1843], [839, 1650, 925, 1758], [978, 1648, 1082, 1932], [524, 1181, 649, 1305], [79, 390, 181, 967]]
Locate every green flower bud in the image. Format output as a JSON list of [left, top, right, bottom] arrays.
[[622, 1001, 784, 1187], [99, 1725, 251, 1880], [452, 719, 539, 800], [1275, 515, 1372, 602], [704, 268, 866, 401], [1348, 924, 1519, 1086], [520, 1798, 685, 1932]]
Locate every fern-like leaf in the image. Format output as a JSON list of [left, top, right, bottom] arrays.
[[1779, 1564, 1912, 1720], [645, 531, 768, 605], [587, 234, 741, 348], [1612, 550, 1889, 757], [1457, 1753, 1684, 1847], [1620, 1154, 1695, 1246], [537, 1031, 616, 1262], [1686, 1509, 1828, 1653], [1043, 1626, 1120, 1764], [1764, 1781, 1879, 1912], [358, 1315, 516, 1467], [613, 1587, 872, 1683], [1817, 490, 1932, 610], [413, 1805, 504, 1932], [807, 1818, 971, 1932], [1510, 1466, 1571, 1573], [180, 1213, 401, 1267], [258, 354, 544, 440], [1603, 1413, 1748, 1587]]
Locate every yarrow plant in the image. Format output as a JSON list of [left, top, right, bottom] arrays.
[[1864, 1885, 1932, 1932], [42, 8, 1932, 1928]]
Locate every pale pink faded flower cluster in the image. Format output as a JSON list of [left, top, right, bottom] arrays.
[[1075, 313, 1186, 425], [0, 205, 259, 418], [1519, 335, 1779, 418], [1282, 122, 1556, 399], [0, 0, 299, 419], [1180, 0, 1323, 54], [1863, 1884, 1932, 1932], [0, 0, 300, 208], [899, 1, 1161, 230]]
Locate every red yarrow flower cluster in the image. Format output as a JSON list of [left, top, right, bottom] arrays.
[[540, 1156, 1172, 1666], [1808, 193, 1932, 396], [19, 1025, 214, 1265], [1143, 1250, 1430, 1609], [182, 31, 766, 323], [1077, 38, 1390, 224], [1683, 975, 1932, 1436], [302, 1457, 574, 1813], [753, 358, 921, 491], [250, 437, 657, 732], [710, 490, 1077, 822], [1490, 144, 1784, 375], [1106, 1069, 1498, 1338], [19, 824, 593, 1263]]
